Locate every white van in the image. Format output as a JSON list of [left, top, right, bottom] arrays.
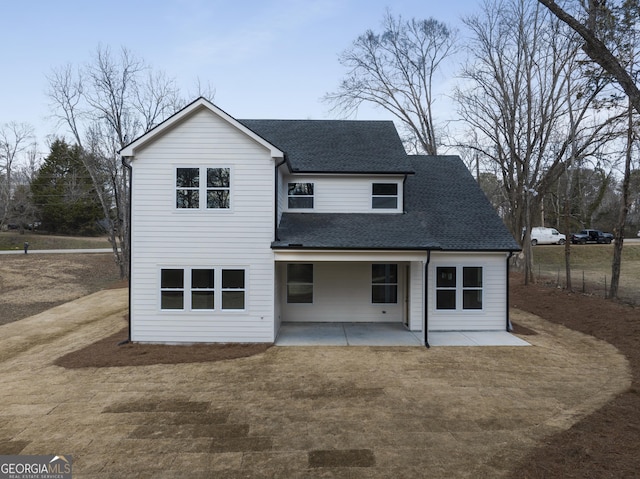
[[531, 227, 566, 245]]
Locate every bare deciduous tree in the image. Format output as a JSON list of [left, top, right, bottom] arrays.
[[325, 11, 458, 155], [538, 0, 640, 116], [48, 46, 185, 278], [0, 122, 35, 228], [455, 0, 621, 284]]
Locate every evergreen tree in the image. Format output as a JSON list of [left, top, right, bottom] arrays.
[[31, 139, 103, 234]]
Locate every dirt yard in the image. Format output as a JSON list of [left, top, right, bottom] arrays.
[[0, 255, 639, 477]]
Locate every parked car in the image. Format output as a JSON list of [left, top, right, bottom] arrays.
[[530, 227, 566, 245], [570, 229, 613, 244]]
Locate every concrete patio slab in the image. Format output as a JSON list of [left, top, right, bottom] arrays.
[[428, 331, 530, 347], [276, 322, 528, 347]]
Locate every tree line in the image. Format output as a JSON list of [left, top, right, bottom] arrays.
[[1, 1, 638, 299]]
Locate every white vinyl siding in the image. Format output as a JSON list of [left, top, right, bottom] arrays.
[[282, 175, 403, 213], [428, 252, 508, 331], [130, 107, 275, 343], [279, 262, 405, 322]]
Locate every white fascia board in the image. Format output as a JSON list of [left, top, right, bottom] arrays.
[[274, 249, 429, 262], [120, 97, 284, 159]]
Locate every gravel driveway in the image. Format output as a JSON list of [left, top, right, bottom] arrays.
[[0, 289, 631, 478]]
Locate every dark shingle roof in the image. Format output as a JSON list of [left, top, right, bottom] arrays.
[[272, 155, 520, 252], [239, 119, 412, 174]]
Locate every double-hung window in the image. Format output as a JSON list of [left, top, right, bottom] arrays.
[[287, 264, 313, 303], [372, 264, 398, 303], [222, 269, 245, 310], [372, 183, 398, 209], [161, 269, 185, 309], [176, 167, 230, 209], [288, 182, 314, 209], [436, 266, 483, 310], [191, 269, 215, 310]]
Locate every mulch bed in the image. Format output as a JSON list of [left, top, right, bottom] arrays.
[[54, 318, 271, 368], [507, 273, 640, 479]]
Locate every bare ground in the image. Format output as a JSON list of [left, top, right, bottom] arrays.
[[1, 255, 639, 477]]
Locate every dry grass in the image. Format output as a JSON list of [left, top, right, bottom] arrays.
[[0, 231, 111, 251], [530, 243, 640, 303], [0, 253, 121, 325]]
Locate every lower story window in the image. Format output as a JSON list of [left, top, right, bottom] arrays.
[[222, 269, 245, 310], [287, 263, 313, 303], [160, 267, 245, 311], [372, 264, 398, 303], [161, 269, 184, 309], [436, 266, 483, 310]]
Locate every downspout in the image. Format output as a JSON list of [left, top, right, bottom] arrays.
[[274, 158, 287, 242], [402, 174, 408, 213], [424, 250, 431, 348], [506, 251, 514, 332], [120, 156, 133, 345]]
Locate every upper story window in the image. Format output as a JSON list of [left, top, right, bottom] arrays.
[[372, 183, 398, 209], [207, 168, 230, 209], [176, 168, 200, 209], [288, 182, 314, 209], [176, 167, 230, 209]]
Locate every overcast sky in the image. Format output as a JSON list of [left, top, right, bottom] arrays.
[[0, 0, 480, 147]]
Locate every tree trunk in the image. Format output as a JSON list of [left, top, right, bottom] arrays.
[[609, 102, 634, 299]]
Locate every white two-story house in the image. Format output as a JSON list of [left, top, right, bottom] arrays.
[[120, 97, 520, 345]]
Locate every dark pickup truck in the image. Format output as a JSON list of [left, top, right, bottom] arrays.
[[570, 229, 613, 244]]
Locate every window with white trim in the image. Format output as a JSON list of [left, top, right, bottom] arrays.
[[287, 263, 313, 303], [288, 182, 314, 209], [207, 168, 230, 208], [372, 264, 398, 303], [160, 267, 246, 311], [372, 183, 398, 209], [175, 167, 230, 209], [436, 266, 483, 310], [222, 269, 245, 310], [191, 269, 215, 310], [176, 168, 199, 209], [161, 269, 185, 309]]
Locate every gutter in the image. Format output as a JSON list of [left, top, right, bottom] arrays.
[[119, 156, 133, 345], [274, 158, 287, 242], [506, 251, 514, 332], [424, 250, 431, 348]]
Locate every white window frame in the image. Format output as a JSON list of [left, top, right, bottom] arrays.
[[371, 263, 398, 304], [159, 266, 247, 312], [206, 167, 231, 209], [371, 182, 399, 210], [435, 265, 484, 311], [287, 182, 314, 210], [221, 268, 246, 311], [174, 166, 232, 211]]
